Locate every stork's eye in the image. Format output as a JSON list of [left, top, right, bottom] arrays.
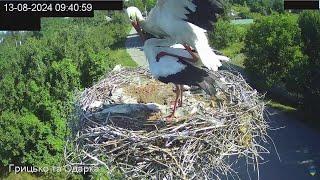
[[129, 15, 134, 21]]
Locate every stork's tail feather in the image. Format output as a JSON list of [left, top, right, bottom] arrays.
[[197, 73, 227, 96]]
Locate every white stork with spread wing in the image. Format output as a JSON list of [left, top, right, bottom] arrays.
[[126, 0, 228, 71]]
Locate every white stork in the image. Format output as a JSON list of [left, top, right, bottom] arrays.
[[143, 38, 227, 119], [126, 0, 228, 71]]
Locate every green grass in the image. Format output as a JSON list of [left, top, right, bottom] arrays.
[[267, 100, 320, 130], [110, 48, 137, 67], [221, 42, 243, 57], [109, 26, 137, 68], [222, 42, 246, 68], [230, 53, 246, 68], [267, 100, 297, 113]]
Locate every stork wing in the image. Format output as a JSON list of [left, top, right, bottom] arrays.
[[156, 0, 197, 20], [157, 0, 224, 31]]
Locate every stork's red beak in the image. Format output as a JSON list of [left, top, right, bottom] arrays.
[[131, 20, 139, 31], [131, 17, 145, 42]]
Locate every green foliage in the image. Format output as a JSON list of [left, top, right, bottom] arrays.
[[230, 0, 284, 15], [210, 20, 248, 49], [5, 172, 38, 180], [0, 111, 63, 167], [143, 0, 157, 11], [232, 4, 251, 19], [299, 11, 320, 64], [0, 10, 134, 175], [81, 51, 115, 86], [125, 0, 144, 11], [249, 0, 271, 15], [4, 171, 84, 180], [243, 14, 303, 89], [292, 11, 320, 115], [110, 49, 137, 68], [49, 58, 80, 101], [125, 0, 156, 12], [90, 167, 124, 180], [271, 0, 284, 13]]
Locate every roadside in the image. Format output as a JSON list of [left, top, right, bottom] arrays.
[[232, 108, 320, 180], [125, 28, 148, 67]]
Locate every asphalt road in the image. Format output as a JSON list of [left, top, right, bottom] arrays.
[[233, 108, 320, 180], [125, 28, 148, 67], [125, 29, 320, 180]]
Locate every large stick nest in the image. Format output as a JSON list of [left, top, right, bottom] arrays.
[[66, 66, 269, 179]]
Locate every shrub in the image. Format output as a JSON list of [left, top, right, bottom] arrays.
[[243, 14, 303, 89], [0, 10, 133, 176], [124, 0, 156, 12], [0, 111, 63, 167], [248, 0, 284, 14], [210, 20, 248, 49], [232, 4, 251, 18], [299, 11, 320, 64], [296, 11, 320, 115]]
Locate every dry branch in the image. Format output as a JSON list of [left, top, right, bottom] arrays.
[[65, 66, 269, 179]]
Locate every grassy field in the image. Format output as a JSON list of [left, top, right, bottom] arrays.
[[111, 48, 137, 67], [221, 42, 245, 68]]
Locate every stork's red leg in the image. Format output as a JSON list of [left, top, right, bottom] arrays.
[[166, 84, 181, 121], [178, 85, 183, 107]]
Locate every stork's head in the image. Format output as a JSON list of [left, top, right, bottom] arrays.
[[126, 6, 144, 30], [126, 6, 146, 42]]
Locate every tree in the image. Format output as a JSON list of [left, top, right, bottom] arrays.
[[125, 0, 144, 11], [231, 0, 284, 14], [0, 10, 133, 174], [271, 0, 284, 13], [295, 11, 320, 115], [210, 20, 248, 49], [243, 14, 303, 89], [0, 111, 63, 167], [299, 11, 320, 65], [124, 0, 157, 12], [81, 51, 115, 87]]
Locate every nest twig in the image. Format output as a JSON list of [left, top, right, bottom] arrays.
[[66, 66, 269, 179]]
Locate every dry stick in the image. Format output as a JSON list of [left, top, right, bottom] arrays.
[[65, 67, 270, 179], [82, 150, 108, 168]]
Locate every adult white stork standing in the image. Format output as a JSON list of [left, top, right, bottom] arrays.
[[126, 0, 228, 71], [143, 38, 226, 119]]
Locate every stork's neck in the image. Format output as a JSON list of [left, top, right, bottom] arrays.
[[138, 20, 146, 31]]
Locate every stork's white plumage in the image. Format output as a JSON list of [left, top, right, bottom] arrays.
[[126, 6, 168, 39], [143, 38, 227, 118], [126, 0, 227, 71]]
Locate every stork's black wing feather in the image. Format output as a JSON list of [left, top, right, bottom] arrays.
[[158, 60, 208, 87], [186, 0, 224, 31], [158, 60, 219, 96]]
